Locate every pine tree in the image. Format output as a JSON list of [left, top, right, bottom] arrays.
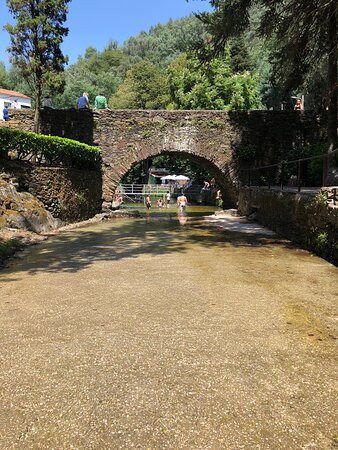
[[5, 0, 70, 132]]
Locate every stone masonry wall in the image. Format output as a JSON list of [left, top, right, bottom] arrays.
[[1, 161, 102, 223], [0, 109, 326, 209], [238, 187, 338, 265]]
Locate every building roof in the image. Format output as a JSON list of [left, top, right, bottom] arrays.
[[149, 167, 170, 175], [0, 88, 30, 100]]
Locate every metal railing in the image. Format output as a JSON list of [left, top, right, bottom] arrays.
[[245, 149, 338, 193], [327, 187, 338, 206], [117, 184, 174, 196]]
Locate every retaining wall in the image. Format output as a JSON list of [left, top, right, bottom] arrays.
[[1, 161, 102, 223], [238, 187, 338, 265]]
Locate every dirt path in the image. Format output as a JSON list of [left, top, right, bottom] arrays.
[[0, 212, 337, 449]]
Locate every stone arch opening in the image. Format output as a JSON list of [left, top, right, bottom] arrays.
[[107, 150, 237, 209]]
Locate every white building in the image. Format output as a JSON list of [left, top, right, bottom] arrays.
[[0, 88, 31, 111]]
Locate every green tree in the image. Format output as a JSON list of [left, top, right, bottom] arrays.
[[5, 0, 70, 131], [123, 16, 207, 69], [198, 0, 337, 172], [54, 44, 123, 108], [109, 61, 169, 109], [4, 63, 31, 95], [168, 50, 261, 110], [0, 62, 9, 88]]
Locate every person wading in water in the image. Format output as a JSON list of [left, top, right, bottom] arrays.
[[177, 193, 188, 213], [146, 195, 151, 210]]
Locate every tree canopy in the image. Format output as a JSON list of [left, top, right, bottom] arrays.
[[198, 0, 337, 154], [109, 61, 170, 110], [168, 50, 261, 110], [2, 14, 261, 111], [5, 0, 70, 130]]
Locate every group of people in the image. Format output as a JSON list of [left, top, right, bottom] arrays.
[[145, 191, 188, 213], [77, 92, 108, 110], [2, 91, 109, 122]]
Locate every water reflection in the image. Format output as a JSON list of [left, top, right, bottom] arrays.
[[177, 213, 188, 226]]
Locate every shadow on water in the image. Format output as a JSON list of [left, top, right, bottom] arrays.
[[0, 208, 294, 280]]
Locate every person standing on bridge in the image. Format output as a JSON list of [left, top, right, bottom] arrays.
[[95, 93, 108, 109], [77, 92, 89, 109]]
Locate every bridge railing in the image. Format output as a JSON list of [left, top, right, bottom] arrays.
[[117, 184, 173, 196], [117, 184, 208, 201], [244, 149, 338, 196]]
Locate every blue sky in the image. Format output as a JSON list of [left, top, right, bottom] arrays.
[[0, 0, 211, 66]]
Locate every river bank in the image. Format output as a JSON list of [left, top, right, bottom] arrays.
[[0, 229, 47, 268], [0, 209, 141, 269]]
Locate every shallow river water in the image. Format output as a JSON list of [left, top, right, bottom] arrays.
[[0, 207, 337, 449]]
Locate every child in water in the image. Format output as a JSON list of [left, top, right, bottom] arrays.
[[157, 198, 163, 209]]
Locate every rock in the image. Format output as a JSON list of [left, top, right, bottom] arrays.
[[94, 210, 141, 220], [101, 201, 112, 212], [0, 177, 61, 233]]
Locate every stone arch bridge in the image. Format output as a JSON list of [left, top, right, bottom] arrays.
[[3, 109, 325, 208]]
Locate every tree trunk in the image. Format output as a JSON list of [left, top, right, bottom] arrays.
[[326, 1, 337, 184], [34, 82, 42, 133]]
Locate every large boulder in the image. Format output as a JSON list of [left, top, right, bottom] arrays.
[[0, 175, 61, 233]]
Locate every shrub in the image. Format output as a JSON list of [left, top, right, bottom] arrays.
[[284, 144, 336, 187], [315, 231, 329, 254], [237, 145, 257, 162], [0, 239, 21, 265], [0, 128, 101, 169]]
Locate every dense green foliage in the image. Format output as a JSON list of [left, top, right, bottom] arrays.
[[168, 50, 261, 110], [2, 15, 262, 112], [5, 0, 70, 130], [53, 42, 125, 108], [285, 144, 338, 186], [199, 0, 337, 151], [2, 5, 334, 117], [109, 61, 169, 109], [0, 62, 9, 88], [0, 128, 101, 169], [123, 16, 207, 69]]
